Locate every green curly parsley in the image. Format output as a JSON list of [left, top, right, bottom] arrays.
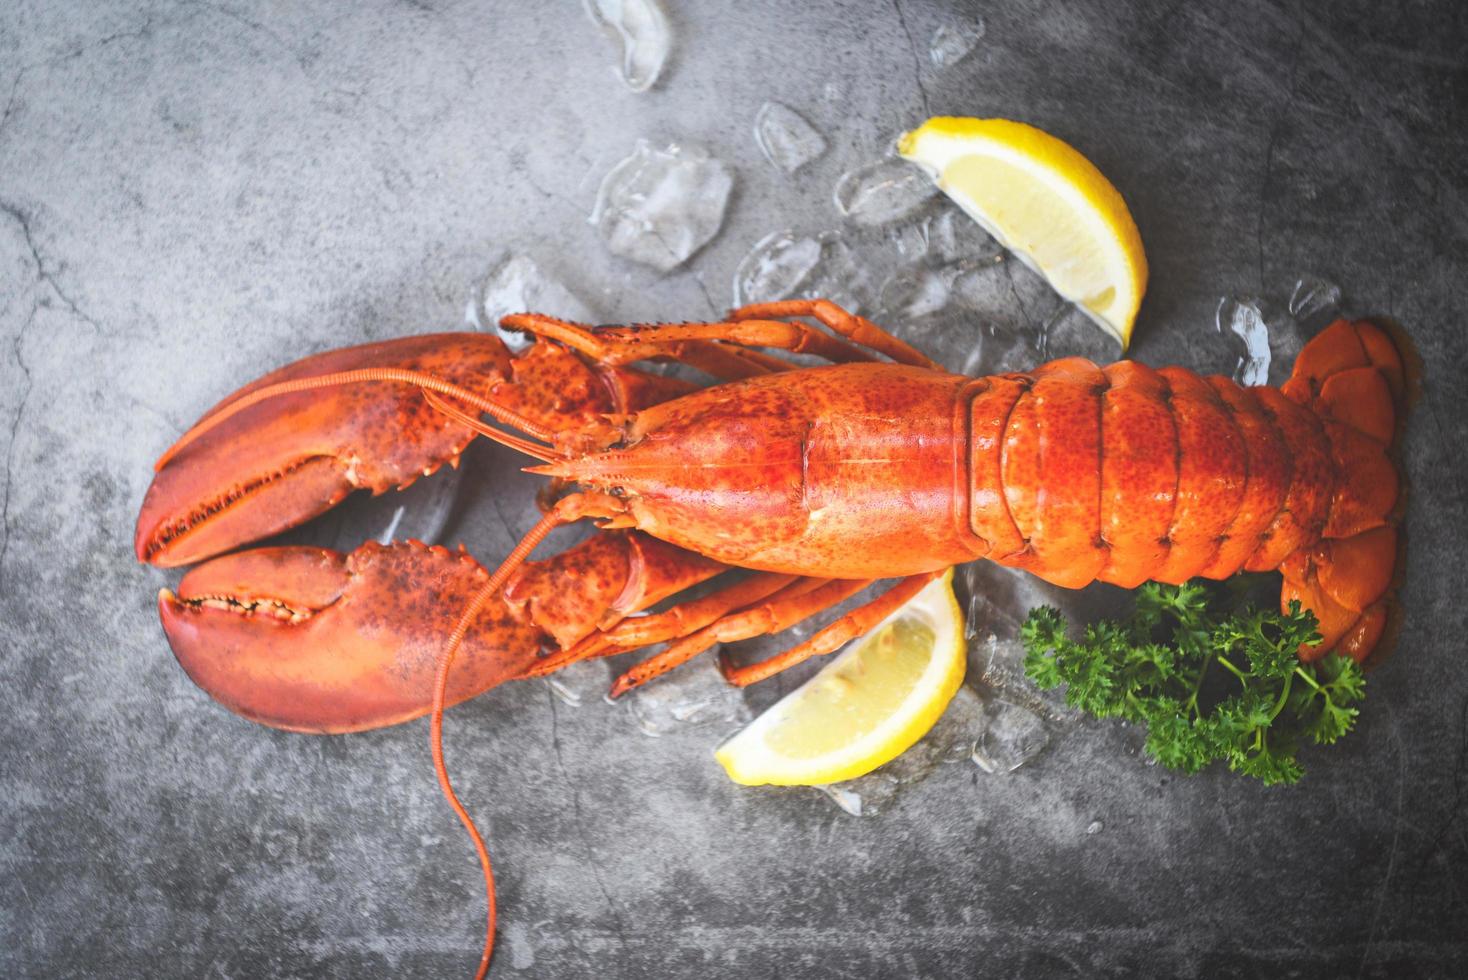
[[1021, 580, 1366, 786]]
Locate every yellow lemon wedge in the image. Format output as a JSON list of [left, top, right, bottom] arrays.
[[714, 569, 965, 786], [898, 116, 1148, 350]]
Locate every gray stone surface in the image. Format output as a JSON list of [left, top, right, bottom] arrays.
[[3, 0, 1467, 977]]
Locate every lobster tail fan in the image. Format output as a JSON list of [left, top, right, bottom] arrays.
[[1279, 319, 1410, 665]]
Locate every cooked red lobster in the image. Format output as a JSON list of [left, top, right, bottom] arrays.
[[135, 300, 1407, 975]]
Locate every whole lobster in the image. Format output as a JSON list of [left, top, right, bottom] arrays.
[[135, 300, 1407, 976]]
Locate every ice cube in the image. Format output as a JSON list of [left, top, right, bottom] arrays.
[[929, 20, 985, 69], [544, 657, 613, 707], [886, 220, 931, 264], [928, 206, 1003, 267], [879, 266, 951, 320], [583, 0, 671, 93], [1215, 295, 1272, 387], [817, 685, 988, 816], [733, 230, 823, 306], [754, 101, 827, 174], [626, 655, 750, 737], [833, 158, 939, 227], [591, 141, 735, 272], [1288, 274, 1342, 328], [800, 232, 880, 314], [478, 254, 600, 350], [972, 701, 1050, 774]]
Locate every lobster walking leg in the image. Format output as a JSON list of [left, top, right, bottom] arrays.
[[604, 577, 875, 696], [717, 571, 943, 688], [729, 298, 943, 370], [500, 312, 876, 365]]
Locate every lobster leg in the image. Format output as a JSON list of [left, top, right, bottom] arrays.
[[501, 312, 877, 366], [729, 298, 943, 370], [717, 571, 944, 688], [605, 577, 875, 696]]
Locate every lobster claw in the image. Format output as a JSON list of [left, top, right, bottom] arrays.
[[161, 531, 728, 733], [160, 541, 546, 733], [135, 333, 521, 566]]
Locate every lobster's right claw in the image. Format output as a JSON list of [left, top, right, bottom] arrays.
[[135, 333, 518, 567], [160, 541, 545, 734]]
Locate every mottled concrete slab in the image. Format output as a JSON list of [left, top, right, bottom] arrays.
[[2, 0, 1466, 977]]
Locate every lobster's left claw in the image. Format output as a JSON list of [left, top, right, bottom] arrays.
[[135, 333, 518, 567]]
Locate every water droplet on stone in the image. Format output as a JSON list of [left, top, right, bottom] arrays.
[[478, 254, 600, 350], [627, 655, 750, 737], [545, 657, 613, 707], [1287, 274, 1342, 328], [591, 141, 735, 273], [833, 158, 938, 227], [733, 230, 823, 306], [754, 101, 827, 174], [583, 0, 671, 93], [972, 700, 1050, 774], [929, 19, 985, 69]]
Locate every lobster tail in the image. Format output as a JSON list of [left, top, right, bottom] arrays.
[[1279, 319, 1409, 663]]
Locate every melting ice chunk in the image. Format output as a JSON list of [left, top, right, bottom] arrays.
[[583, 0, 671, 93], [545, 657, 613, 707], [833, 158, 939, 227], [801, 232, 881, 314], [972, 701, 1050, 774], [627, 656, 750, 737], [879, 266, 951, 320], [478, 254, 600, 350], [929, 20, 986, 69], [1288, 274, 1342, 327], [1216, 295, 1272, 387], [591, 140, 735, 272], [927, 206, 1003, 267], [754, 101, 827, 174], [733, 230, 823, 306], [817, 685, 988, 816]]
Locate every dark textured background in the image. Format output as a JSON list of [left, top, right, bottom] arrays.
[[3, 1, 1467, 977]]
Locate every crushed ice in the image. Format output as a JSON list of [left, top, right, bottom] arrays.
[[754, 101, 827, 174], [929, 20, 985, 69], [627, 656, 750, 737], [833, 158, 939, 227], [477, 254, 600, 350], [591, 140, 735, 272], [583, 0, 671, 93], [733, 230, 823, 305], [545, 657, 614, 707]]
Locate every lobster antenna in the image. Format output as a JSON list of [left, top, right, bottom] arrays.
[[429, 502, 589, 979], [421, 390, 566, 463], [154, 368, 560, 471]]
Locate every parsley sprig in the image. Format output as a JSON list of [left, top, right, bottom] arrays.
[[1021, 581, 1366, 785]]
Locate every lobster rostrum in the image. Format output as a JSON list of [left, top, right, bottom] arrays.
[[135, 300, 1408, 975]]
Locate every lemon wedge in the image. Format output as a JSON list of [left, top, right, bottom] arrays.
[[898, 116, 1148, 350], [714, 569, 965, 786]]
